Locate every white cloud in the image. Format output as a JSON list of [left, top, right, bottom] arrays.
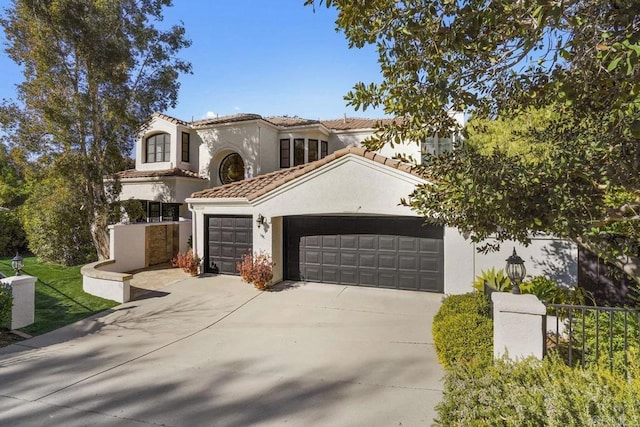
[[234, 106, 241, 111], [205, 111, 217, 118]]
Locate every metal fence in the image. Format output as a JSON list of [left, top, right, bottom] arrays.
[[544, 303, 640, 372]]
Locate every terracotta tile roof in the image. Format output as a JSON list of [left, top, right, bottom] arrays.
[[191, 146, 424, 201], [190, 113, 263, 128], [265, 116, 321, 127], [114, 168, 206, 180], [321, 117, 400, 131], [151, 112, 189, 126]]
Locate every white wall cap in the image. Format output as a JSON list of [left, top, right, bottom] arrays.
[[492, 292, 546, 315]]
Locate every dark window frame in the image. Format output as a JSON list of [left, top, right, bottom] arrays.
[[145, 133, 171, 163], [181, 132, 190, 163], [280, 138, 290, 168], [321, 140, 328, 158], [308, 139, 319, 162], [294, 138, 305, 166]]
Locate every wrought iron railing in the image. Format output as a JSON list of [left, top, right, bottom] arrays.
[[545, 303, 639, 372]]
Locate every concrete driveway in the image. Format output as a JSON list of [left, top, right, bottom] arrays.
[[0, 276, 444, 426]]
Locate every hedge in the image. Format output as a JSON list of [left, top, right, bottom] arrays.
[[432, 292, 493, 369], [435, 356, 640, 426]]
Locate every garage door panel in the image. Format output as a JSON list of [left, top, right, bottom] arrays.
[[304, 250, 321, 264], [378, 236, 397, 251], [359, 253, 377, 268], [359, 270, 377, 286], [420, 239, 441, 253], [420, 257, 440, 273], [340, 252, 357, 267], [378, 254, 397, 269], [378, 272, 398, 288], [358, 236, 377, 250], [206, 215, 252, 275], [285, 216, 443, 292], [323, 235, 339, 248], [340, 269, 357, 284], [398, 237, 419, 252], [340, 235, 358, 249], [398, 273, 419, 290], [398, 255, 418, 270], [323, 251, 340, 266], [304, 266, 322, 282]]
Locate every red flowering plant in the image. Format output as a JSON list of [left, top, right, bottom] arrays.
[[237, 251, 275, 290]]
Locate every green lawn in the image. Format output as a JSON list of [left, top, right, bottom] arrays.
[[0, 257, 117, 335]]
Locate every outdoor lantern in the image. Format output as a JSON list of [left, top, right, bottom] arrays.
[[11, 252, 24, 276], [256, 214, 266, 229], [505, 248, 526, 294]]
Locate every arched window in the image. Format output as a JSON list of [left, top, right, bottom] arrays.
[[219, 153, 245, 184], [146, 133, 171, 163]]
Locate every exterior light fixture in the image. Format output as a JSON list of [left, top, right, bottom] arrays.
[[11, 252, 24, 276], [256, 214, 266, 229], [505, 248, 526, 295]]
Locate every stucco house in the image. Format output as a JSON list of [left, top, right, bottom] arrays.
[[83, 111, 576, 303]]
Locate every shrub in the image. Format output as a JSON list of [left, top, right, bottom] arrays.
[[0, 285, 12, 328], [435, 355, 640, 426], [432, 293, 493, 369], [237, 251, 274, 290], [171, 249, 201, 276], [472, 267, 510, 292], [568, 309, 640, 374], [520, 275, 594, 305]]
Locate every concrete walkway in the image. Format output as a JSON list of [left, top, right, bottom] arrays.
[[0, 276, 444, 426]]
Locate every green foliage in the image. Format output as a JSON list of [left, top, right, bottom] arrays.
[[472, 268, 511, 292], [568, 310, 640, 374], [308, 0, 640, 285], [435, 356, 640, 426], [0, 210, 27, 257], [520, 276, 594, 306], [0, 256, 116, 335], [21, 174, 95, 266], [0, 0, 191, 260], [0, 284, 12, 328], [432, 293, 493, 369]]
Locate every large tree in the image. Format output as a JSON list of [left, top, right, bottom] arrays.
[[0, 0, 191, 260], [309, 0, 640, 284]]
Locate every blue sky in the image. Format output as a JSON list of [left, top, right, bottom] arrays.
[[0, 0, 385, 121]]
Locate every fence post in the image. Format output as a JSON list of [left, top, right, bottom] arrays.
[[492, 293, 546, 360], [1, 275, 36, 330]]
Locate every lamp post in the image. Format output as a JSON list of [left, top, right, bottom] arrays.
[[11, 252, 24, 276], [505, 248, 526, 294]]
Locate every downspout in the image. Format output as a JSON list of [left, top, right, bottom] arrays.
[[188, 202, 197, 259]]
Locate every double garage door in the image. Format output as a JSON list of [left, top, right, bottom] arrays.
[[285, 216, 444, 293], [205, 215, 444, 293]]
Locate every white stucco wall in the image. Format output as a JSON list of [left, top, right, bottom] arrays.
[[109, 223, 147, 272], [197, 121, 272, 186], [119, 177, 208, 205], [137, 117, 193, 172]]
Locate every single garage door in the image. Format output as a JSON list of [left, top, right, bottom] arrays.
[[205, 215, 252, 274], [285, 216, 444, 292]]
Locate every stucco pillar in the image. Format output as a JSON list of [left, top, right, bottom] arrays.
[[1, 275, 36, 330], [492, 293, 546, 360]]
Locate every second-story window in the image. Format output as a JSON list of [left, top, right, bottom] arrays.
[[181, 132, 190, 163], [280, 138, 330, 168], [294, 138, 305, 166], [280, 139, 290, 168], [146, 133, 170, 163]]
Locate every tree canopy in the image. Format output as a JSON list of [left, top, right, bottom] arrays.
[[0, 0, 191, 262], [309, 0, 640, 284]]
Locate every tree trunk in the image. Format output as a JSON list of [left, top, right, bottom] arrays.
[[575, 238, 640, 287], [90, 213, 110, 260]]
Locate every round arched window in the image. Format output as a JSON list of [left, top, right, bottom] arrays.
[[219, 153, 245, 184]]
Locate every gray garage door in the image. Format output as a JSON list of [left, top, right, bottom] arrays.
[[205, 215, 252, 274], [285, 216, 444, 292]]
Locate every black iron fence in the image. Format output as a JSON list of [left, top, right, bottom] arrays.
[[544, 303, 640, 373]]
